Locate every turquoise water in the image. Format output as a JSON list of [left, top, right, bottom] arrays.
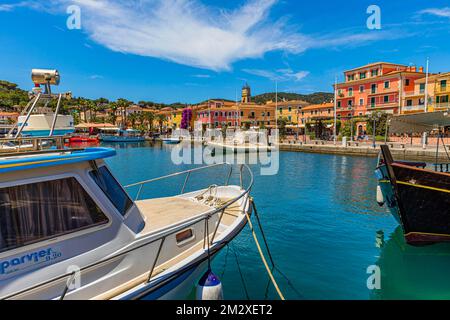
[[104, 142, 450, 300]]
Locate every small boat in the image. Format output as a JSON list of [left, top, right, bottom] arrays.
[[68, 136, 99, 143], [207, 141, 274, 153], [17, 114, 74, 137], [162, 137, 181, 144], [100, 128, 145, 143], [375, 111, 450, 245]]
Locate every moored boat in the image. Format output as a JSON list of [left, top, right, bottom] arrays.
[[100, 128, 145, 142], [0, 69, 254, 300], [375, 111, 450, 245]]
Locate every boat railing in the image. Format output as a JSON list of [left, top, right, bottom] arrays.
[[2, 163, 253, 300], [0, 135, 66, 153], [124, 162, 252, 201]]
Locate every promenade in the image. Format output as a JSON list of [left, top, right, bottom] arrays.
[[279, 139, 450, 162]]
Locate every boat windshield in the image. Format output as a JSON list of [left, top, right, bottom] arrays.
[[89, 166, 133, 216]]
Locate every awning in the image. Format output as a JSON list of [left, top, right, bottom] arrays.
[[75, 123, 115, 129], [389, 111, 450, 134]]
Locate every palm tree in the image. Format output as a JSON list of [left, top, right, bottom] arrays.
[[108, 102, 118, 125], [156, 114, 166, 133], [116, 98, 132, 128], [128, 112, 138, 129], [143, 111, 155, 133]]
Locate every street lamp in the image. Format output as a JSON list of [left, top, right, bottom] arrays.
[[371, 112, 382, 149]]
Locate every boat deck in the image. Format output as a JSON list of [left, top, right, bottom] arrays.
[[136, 197, 212, 233], [135, 196, 242, 233]]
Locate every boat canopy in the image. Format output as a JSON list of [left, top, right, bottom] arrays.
[[389, 111, 450, 134]]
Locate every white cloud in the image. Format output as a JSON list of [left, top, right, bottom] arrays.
[[420, 7, 450, 18], [8, 0, 413, 72], [192, 74, 211, 78], [53, 0, 306, 71], [89, 74, 104, 80], [243, 68, 309, 82]]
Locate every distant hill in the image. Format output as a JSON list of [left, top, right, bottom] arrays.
[[252, 92, 334, 105]]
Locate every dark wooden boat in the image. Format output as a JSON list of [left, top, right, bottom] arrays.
[[377, 145, 450, 244], [375, 111, 450, 245]]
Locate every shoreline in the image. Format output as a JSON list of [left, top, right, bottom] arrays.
[[278, 143, 450, 162]]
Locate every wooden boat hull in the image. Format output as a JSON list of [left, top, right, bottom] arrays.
[[377, 145, 450, 245]]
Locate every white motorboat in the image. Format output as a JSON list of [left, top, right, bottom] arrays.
[[0, 139, 253, 300], [0, 68, 254, 300]]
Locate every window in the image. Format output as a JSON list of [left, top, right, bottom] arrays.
[[371, 84, 377, 94], [384, 96, 389, 103], [348, 88, 353, 97], [328, 109, 331, 114], [371, 97, 376, 107], [267, 112, 270, 116], [240, 111, 244, 117], [371, 69, 379, 77], [405, 79, 410, 86], [441, 80, 447, 90], [0, 177, 109, 253], [176, 229, 194, 244], [384, 81, 390, 89], [359, 72, 366, 79], [359, 98, 364, 106], [337, 101, 341, 108], [288, 106, 292, 112], [348, 100, 353, 107], [90, 166, 133, 216], [359, 85, 365, 93], [420, 83, 425, 94], [279, 108, 282, 114], [406, 100, 413, 107], [288, 116, 292, 121], [347, 74, 355, 81]]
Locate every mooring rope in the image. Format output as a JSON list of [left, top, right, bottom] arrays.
[[231, 243, 251, 300], [250, 199, 304, 300], [245, 199, 285, 300]]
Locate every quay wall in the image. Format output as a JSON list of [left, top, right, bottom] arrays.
[[279, 143, 450, 162]]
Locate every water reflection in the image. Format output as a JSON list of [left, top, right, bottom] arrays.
[[373, 226, 450, 300]]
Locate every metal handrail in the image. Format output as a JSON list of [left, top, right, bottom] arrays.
[[2, 164, 253, 300], [124, 163, 238, 200]]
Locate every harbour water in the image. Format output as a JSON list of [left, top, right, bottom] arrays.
[[104, 142, 450, 300]]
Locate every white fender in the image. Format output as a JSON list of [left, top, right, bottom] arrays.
[[376, 185, 385, 206]]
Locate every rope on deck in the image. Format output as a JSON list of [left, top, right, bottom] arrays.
[[245, 198, 285, 300]]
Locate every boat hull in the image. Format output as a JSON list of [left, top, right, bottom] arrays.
[[377, 145, 450, 245], [101, 136, 145, 142]]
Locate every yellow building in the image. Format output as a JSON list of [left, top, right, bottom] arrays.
[[266, 100, 310, 125], [402, 72, 450, 114]]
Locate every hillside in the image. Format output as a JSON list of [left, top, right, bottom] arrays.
[[252, 92, 334, 105], [0, 80, 29, 110]]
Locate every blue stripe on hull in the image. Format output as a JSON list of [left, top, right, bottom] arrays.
[[22, 129, 74, 136]]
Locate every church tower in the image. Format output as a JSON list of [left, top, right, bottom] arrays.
[[241, 83, 251, 104]]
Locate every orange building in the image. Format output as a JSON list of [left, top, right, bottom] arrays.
[[334, 62, 426, 120]]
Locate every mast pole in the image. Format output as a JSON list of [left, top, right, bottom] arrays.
[[334, 76, 337, 145]]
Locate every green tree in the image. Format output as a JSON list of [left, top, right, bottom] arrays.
[[367, 112, 390, 137], [116, 98, 132, 127]]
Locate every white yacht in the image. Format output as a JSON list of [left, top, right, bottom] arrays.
[[0, 139, 252, 300], [0, 69, 253, 300]]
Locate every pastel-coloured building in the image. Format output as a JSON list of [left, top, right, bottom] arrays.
[[334, 62, 426, 120]]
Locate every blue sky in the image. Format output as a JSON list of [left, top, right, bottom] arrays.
[[0, 0, 450, 103]]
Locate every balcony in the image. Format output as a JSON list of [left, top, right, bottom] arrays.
[[403, 105, 426, 113]]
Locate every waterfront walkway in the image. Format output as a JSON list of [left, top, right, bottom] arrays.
[[279, 140, 450, 161]]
